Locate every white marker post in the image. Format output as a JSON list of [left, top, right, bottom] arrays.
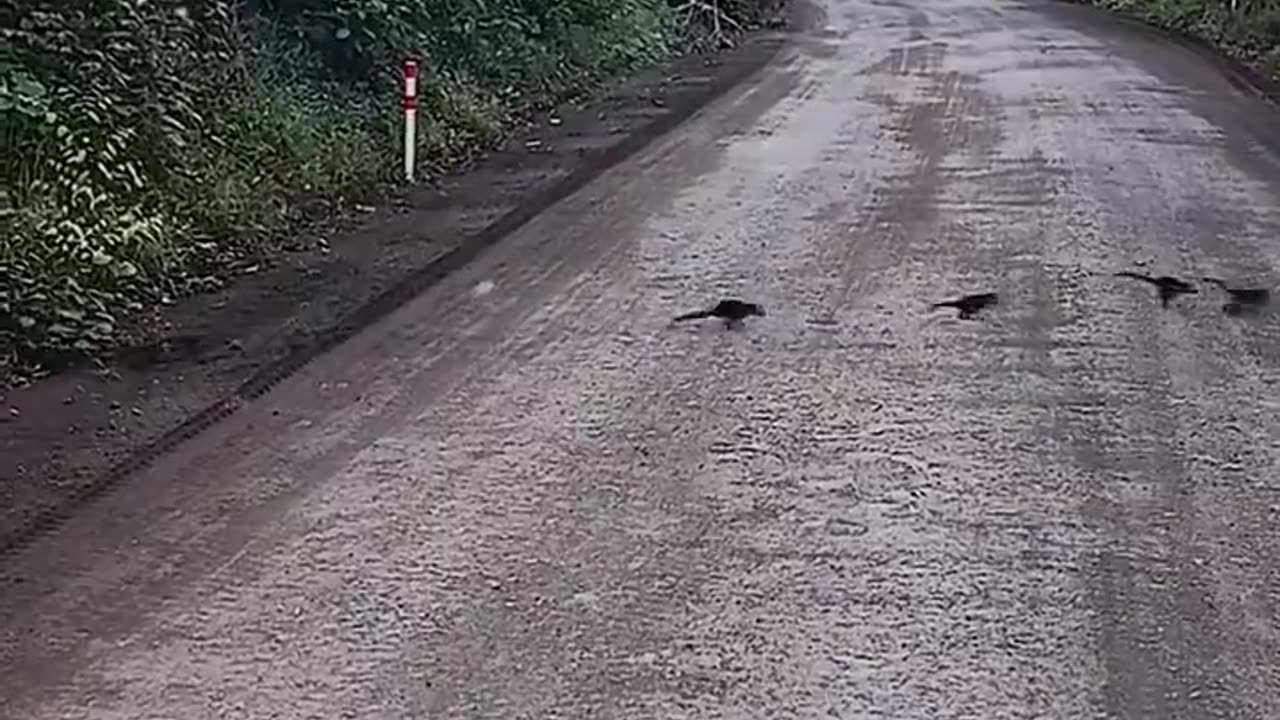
[[403, 59, 418, 183]]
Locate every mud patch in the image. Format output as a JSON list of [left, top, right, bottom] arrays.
[[936, 149, 1070, 211], [819, 67, 1004, 308], [892, 71, 1003, 160], [859, 40, 949, 77]]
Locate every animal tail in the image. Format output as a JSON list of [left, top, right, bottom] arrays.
[[672, 309, 713, 322], [930, 301, 958, 310], [1114, 271, 1155, 284]]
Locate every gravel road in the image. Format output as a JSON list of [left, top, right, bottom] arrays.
[[3, 0, 1280, 717]]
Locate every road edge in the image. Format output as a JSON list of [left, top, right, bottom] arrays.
[[0, 27, 793, 559], [1050, 0, 1280, 107]]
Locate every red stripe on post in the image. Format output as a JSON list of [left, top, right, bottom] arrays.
[[403, 59, 419, 111]]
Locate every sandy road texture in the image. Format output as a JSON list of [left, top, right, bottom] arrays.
[[3, 0, 1280, 717]]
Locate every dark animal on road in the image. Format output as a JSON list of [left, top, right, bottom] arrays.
[[1201, 277, 1271, 307], [931, 292, 999, 320], [672, 299, 766, 329], [1221, 301, 1264, 317], [1114, 271, 1198, 307]]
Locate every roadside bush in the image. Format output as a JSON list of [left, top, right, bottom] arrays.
[[3, 0, 764, 377]]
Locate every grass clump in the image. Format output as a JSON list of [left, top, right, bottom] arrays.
[[1, 0, 767, 380]]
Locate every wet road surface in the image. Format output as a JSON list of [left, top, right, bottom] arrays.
[[4, 0, 1280, 717]]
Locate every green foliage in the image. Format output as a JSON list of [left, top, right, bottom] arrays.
[[2, 0, 767, 375], [2, 0, 213, 367], [1, 198, 177, 362]]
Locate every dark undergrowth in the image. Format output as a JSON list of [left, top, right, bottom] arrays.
[[0, 0, 773, 383], [1082, 0, 1280, 81]]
